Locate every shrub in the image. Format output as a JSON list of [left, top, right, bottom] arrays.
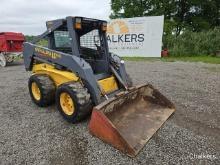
[[164, 28, 220, 56]]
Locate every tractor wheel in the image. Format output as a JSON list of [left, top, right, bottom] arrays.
[[0, 53, 7, 67], [6, 55, 14, 63], [28, 74, 55, 107], [127, 74, 133, 87], [56, 82, 93, 123]]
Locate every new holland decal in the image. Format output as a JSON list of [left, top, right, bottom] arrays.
[[35, 47, 61, 59]]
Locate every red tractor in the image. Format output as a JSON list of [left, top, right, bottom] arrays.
[[0, 32, 25, 67]]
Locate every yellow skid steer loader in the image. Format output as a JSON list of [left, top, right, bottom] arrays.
[[23, 16, 175, 157]]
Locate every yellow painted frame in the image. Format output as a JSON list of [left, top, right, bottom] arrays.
[[98, 76, 118, 94], [32, 63, 79, 87], [32, 63, 119, 94]]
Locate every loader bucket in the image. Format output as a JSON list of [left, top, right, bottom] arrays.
[[89, 84, 175, 157]]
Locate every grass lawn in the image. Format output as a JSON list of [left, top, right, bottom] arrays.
[[123, 56, 220, 64]]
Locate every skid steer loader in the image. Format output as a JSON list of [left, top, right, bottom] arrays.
[[23, 16, 175, 157]]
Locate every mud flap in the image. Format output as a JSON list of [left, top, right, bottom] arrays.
[[88, 84, 175, 157]]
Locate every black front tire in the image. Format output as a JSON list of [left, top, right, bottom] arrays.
[[28, 74, 55, 107], [56, 82, 93, 123]]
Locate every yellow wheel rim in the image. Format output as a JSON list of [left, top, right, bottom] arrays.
[[60, 92, 75, 116], [31, 82, 41, 101]]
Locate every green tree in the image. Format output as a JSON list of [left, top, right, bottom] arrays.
[[25, 35, 35, 42], [110, 0, 220, 36]]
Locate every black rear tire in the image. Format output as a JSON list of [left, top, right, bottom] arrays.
[[28, 74, 55, 107], [56, 82, 93, 123]]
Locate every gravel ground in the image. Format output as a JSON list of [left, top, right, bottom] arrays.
[[0, 61, 219, 165]]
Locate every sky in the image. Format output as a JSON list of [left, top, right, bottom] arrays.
[[0, 0, 111, 35]]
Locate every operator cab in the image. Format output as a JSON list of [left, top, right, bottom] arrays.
[[46, 17, 109, 75]]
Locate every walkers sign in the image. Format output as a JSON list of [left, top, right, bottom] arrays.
[[107, 16, 164, 57]]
